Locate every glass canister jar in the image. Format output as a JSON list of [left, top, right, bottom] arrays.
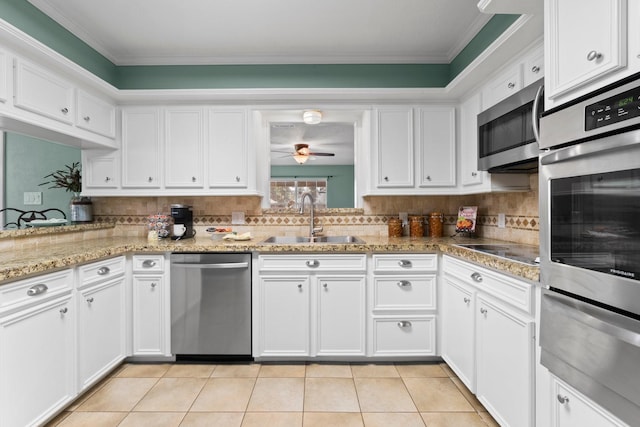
[[428, 212, 444, 237], [409, 215, 425, 237], [388, 217, 403, 237]]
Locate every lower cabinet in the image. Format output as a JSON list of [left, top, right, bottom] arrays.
[[442, 255, 535, 427]]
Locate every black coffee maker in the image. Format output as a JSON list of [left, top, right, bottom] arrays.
[[170, 204, 195, 240]]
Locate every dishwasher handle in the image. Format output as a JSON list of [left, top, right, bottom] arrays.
[[172, 262, 249, 270]]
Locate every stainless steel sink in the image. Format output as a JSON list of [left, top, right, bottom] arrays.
[[261, 235, 365, 244]]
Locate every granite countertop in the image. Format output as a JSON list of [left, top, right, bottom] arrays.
[[0, 234, 540, 285]]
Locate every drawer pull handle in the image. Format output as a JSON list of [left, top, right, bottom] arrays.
[[86, 297, 94, 303], [306, 260, 320, 268], [470, 272, 483, 282], [27, 284, 48, 296], [97, 267, 110, 275], [398, 260, 412, 268], [463, 297, 471, 303], [142, 260, 157, 268], [59, 307, 68, 314], [397, 321, 412, 328], [557, 394, 570, 404], [397, 280, 411, 288], [480, 308, 488, 315]]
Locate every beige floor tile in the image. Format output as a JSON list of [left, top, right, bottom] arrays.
[[115, 363, 171, 378], [190, 378, 256, 412], [76, 378, 158, 412], [55, 411, 127, 427], [396, 363, 448, 378], [303, 412, 364, 427], [451, 377, 486, 412], [164, 364, 215, 378], [65, 379, 109, 411], [304, 378, 360, 412], [44, 411, 71, 426], [354, 378, 417, 413], [247, 378, 305, 412], [259, 364, 306, 378], [404, 378, 475, 412], [362, 412, 426, 427], [479, 411, 501, 426], [180, 412, 244, 427], [211, 363, 261, 378], [118, 412, 185, 427], [241, 412, 303, 427], [133, 377, 206, 412], [439, 363, 458, 379], [351, 364, 400, 378], [306, 363, 352, 378], [420, 412, 488, 427]]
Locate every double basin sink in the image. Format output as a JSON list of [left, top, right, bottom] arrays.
[[261, 235, 365, 244]]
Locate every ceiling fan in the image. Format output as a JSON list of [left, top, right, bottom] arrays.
[[272, 143, 335, 164]]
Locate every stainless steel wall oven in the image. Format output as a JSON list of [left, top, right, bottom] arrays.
[[539, 74, 640, 426]]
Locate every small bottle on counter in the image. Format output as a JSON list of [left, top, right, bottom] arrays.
[[388, 217, 403, 237], [428, 212, 444, 237], [409, 215, 425, 237]]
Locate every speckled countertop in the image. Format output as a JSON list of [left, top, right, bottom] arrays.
[[0, 234, 540, 285]]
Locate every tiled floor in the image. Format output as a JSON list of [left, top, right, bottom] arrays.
[[46, 362, 499, 427]]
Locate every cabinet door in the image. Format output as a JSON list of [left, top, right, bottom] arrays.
[[459, 92, 485, 187], [441, 277, 476, 391], [121, 107, 161, 188], [546, 0, 626, 99], [14, 58, 74, 124], [523, 45, 545, 87], [482, 64, 522, 109], [417, 106, 456, 187], [208, 109, 248, 188], [259, 276, 310, 357], [76, 89, 116, 138], [316, 275, 366, 356], [77, 277, 126, 390], [0, 50, 7, 103], [132, 275, 167, 356], [165, 107, 204, 188], [0, 295, 75, 427], [374, 108, 414, 188], [476, 295, 535, 427], [82, 149, 119, 189]]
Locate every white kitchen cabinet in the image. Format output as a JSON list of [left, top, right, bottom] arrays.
[[14, 57, 74, 124], [545, 0, 639, 108], [523, 44, 545, 87], [482, 62, 523, 110], [165, 107, 204, 188], [82, 149, 119, 189], [76, 89, 116, 138], [417, 106, 456, 187], [121, 107, 162, 188], [373, 107, 414, 188], [208, 108, 248, 188], [549, 375, 629, 427], [0, 49, 7, 103], [131, 254, 170, 356], [76, 257, 126, 391], [0, 270, 75, 427], [442, 255, 536, 427]]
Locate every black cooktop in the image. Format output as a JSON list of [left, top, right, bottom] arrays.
[[455, 244, 540, 266]]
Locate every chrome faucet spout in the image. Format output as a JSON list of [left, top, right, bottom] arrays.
[[299, 192, 322, 238]]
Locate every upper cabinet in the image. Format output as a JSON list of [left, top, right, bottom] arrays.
[[76, 89, 116, 138], [208, 109, 248, 189], [165, 107, 204, 188], [417, 106, 456, 188], [121, 107, 162, 189], [373, 108, 415, 188], [545, 0, 640, 108], [0, 50, 8, 103]]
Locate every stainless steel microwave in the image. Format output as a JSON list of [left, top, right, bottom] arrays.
[[477, 78, 544, 173]]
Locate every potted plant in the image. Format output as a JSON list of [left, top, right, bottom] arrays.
[[40, 161, 93, 222]]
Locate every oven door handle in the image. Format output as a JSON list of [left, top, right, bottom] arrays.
[[541, 131, 640, 166], [172, 262, 249, 270]]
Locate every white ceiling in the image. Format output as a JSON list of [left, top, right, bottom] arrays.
[[27, 0, 491, 65]]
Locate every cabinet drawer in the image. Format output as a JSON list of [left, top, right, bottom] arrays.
[[0, 269, 73, 312], [259, 254, 366, 272], [78, 256, 126, 288], [132, 254, 165, 273], [372, 316, 436, 356], [443, 256, 533, 315], [372, 254, 437, 272], [373, 275, 436, 311]]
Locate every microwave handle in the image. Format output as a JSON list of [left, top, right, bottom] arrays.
[[532, 84, 544, 143]]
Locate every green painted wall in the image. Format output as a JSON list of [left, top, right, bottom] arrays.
[[4, 133, 80, 227], [271, 165, 354, 208], [0, 0, 519, 89]]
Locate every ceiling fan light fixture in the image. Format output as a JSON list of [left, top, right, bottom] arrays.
[[293, 154, 309, 164], [303, 110, 322, 125]]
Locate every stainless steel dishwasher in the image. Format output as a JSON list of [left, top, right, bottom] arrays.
[[170, 253, 252, 361]]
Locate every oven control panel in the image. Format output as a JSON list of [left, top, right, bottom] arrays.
[[585, 86, 640, 130]]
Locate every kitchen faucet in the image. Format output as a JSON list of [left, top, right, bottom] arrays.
[[299, 192, 323, 239]]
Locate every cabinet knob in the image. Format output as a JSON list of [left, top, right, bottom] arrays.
[[384, 176, 389, 182], [148, 177, 153, 182], [86, 297, 94, 303], [83, 116, 91, 122], [398, 260, 412, 268], [59, 307, 68, 314], [463, 297, 471, 304], [151, 282, 157, 288], [97, 266, 110, 276], [426, 175, 432, 181], [235, 176, 241, 182], [61, 107, 69, 114], [306, 260, 320, 268], [297, 284, 303, 289], [105, 176, 111, 182], [27, 284, 48, 296], [397, 321, 412, 328], [586, 50, 603, 61], [470, 272, 483, 283], [142, 259, 156, 268], [397, 280, 412, 288], [507, 82, 515, 89], [557, 394, 570, 404], [323, 283, 328, 289], [531, 65, 540, 73], [471, 171, 477, 177], [480, 307, 488, 315], [192, 176, 197, 182]]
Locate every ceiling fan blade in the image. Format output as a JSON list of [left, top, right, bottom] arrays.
[[308, 152, 335, 156]]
